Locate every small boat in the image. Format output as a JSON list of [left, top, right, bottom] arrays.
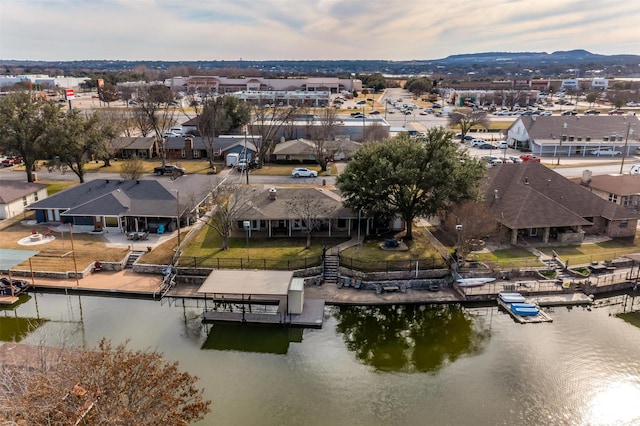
[[456, 277, 496, 287], [510, 303, 540, 316], [498, 292, 527, 303]]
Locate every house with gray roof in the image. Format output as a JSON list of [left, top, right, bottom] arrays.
[[28, 176, 215, 234], [0, 180, 48, 220], [507, 115, 640, 157], [448, 162, 639, 246], [236, 187, 363, 238], [164, 136, 258, 162], [272, 138, 361, 162]]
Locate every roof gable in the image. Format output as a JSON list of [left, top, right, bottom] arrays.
[[0, 180, 47, 204]]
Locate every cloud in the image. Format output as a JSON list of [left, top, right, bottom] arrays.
[[1, 0, 638, 61]]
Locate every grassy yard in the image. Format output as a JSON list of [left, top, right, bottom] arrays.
[[175, 225, 350, 269]]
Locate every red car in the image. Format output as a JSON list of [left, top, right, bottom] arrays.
[[2, 156, 23, 167], [519, 155, 541, 162]]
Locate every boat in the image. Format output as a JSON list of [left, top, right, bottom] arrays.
[[498, 292, 527, 303], [456, 277, 496, 287], [0, 277, 30, 296], [510, 303, 540, 316]]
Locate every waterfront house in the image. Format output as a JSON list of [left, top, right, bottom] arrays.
[[447, 161, 638, 245], [573, 171, 640, 212], [28, 176, 215, 234]]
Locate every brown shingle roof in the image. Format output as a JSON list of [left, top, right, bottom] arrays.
[[485, 162, 638, 229], [574, 174, 640, 196], [0, 180, 47, 204]]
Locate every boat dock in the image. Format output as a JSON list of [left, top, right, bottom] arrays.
[[530, 293, 594, 306], [202, 298, 325, 328], [497, 298, 554, 324]]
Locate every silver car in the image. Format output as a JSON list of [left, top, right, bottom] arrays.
[[291, 168, 318, 178]]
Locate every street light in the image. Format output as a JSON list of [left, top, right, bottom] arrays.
[[619, 121, 636, 174], [557, 122, 567, 165]]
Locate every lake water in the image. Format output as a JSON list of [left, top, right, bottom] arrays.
[[3, 291, 640, 426]]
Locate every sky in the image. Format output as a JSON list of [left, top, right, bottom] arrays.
[[1, 0, 639, 62]]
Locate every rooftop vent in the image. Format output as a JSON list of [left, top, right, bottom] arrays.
[[269, 187, 277, 201]]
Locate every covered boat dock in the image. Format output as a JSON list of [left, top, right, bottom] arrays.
[[197, 270, 324, 328]]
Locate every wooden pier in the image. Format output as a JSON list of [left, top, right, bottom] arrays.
[[497, 298, 553, 324]]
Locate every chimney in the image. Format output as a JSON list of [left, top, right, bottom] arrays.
[[269, 187, 277, 200], [581, 170, 592, 185]]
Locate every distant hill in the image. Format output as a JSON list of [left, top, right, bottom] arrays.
[[2, 50, 639, 79]]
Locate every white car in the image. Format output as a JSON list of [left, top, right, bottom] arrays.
[[291, 168, 318, 178], [590, 149, 622, 156], [471, 139, 486, 147], [497, 141, 509, 149]]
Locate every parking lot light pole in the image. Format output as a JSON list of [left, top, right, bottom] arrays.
[[619, 122, 635, 174], [557, 122, 567, 166]]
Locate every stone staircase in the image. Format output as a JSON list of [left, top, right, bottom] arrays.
[[125, 250, 146, 269], [323, 254, 340, 284]]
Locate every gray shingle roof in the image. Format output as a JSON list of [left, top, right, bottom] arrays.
[[0, 180, 48, 204], [515, 115, 640, 145], [241, 187, 355, 220]]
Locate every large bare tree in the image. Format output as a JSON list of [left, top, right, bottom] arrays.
[[135, 84, 177, 166], [448, 108, 489, 141], [248, 104, 298, 167], [287, 193, 334, 248], [205, 180, 256, 250], [306, 108, 341, 171]]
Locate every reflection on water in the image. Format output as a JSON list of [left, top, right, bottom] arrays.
[[3, 292, 640, 425], [334, 304, 490, 372], [0, 317, 47, 342], [201, 323, 303, 354]]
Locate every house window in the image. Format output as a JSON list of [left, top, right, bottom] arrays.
[[22, 196, 27, 207], [620, 220, 628, 228], [181, 149, 186, 158], [608, 193, 618, 203], [34, 192, 39, 201], [193, 150, 200, 159], [622, 196, 632, 207]]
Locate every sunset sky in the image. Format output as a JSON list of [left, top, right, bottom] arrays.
[[1, 0, 638, 61]]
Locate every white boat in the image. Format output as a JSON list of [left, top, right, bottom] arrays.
[[498, 292, 527, 303], [456, 277, 496, 287]]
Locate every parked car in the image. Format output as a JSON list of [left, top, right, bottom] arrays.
[[486, 156, 503, 166], [584, 109, 600, 115], [478, 143, 498, 150], [2, 156, 23, 167], [431, 103, 442, 109], [590, 149, 622, 156], [630, 164, 640, 175], [153, 165, 186, 176], [497, 141, 509, 149], [561, 110, 577, 116], [471, 138, 487, 147], [291, 167, 318, 178], [351, 113, 365, 119], [540, 111, 553, 116], [369, 110, 380, 115], [608, 109, 626, 115], [508, 156, 524, 164], [520, 155, 541, 162], [356, 100, 366, 105], [455, 133, 474, 141]]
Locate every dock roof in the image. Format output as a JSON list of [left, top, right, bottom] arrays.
[[197, 270, 294, 297]]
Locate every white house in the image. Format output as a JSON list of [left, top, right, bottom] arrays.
[[0, 180, 48, 220]]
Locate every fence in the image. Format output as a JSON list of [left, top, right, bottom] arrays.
[[338, 255, 445, 272], [176, 255, 321, 271]]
